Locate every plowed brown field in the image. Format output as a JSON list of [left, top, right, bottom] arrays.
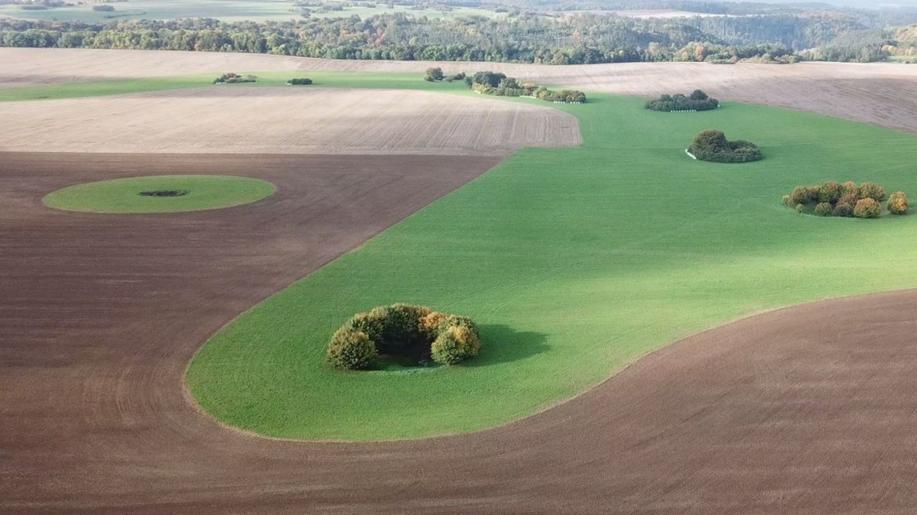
[[4, 152, 917, 512], [1, 87, 581, 155]]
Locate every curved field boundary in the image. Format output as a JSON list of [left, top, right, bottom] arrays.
[[2, 64, 917, 510], [3, 154, 917, 510], [3, 48, 917, 134], [186, 94, 917, 440]]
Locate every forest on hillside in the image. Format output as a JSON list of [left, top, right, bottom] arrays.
[[0, 2, 914, 64]]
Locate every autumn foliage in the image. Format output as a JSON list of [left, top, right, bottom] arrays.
[[783, 181, 905, 219], [326, 304, 481, 370]]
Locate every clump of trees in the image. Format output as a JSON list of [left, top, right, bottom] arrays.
[[286, 77, 313, 85], [782, 181, 908, 218], [424, 67, 444, 82], [646, 90, 719, 112], [687, 129, 762, 163], [463, 71, 586, 103], [213, 73, 256, 84], [424, 68, 465, 83], [326, 304, 481, 370]]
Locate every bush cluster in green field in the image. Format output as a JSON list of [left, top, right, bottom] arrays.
[[782, 181, 908, 218], [327, 304, 481, 370], [286, 78, 313, 85], [646, 90, 719, 112], [688, 129, 763, 163], [213, 73, 257, 84]]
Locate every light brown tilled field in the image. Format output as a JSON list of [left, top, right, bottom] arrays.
[[1, 87, 581, 155], [3, 48, 917, 133]]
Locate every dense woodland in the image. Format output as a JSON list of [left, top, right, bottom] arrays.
[[0, 4, 915, 64]]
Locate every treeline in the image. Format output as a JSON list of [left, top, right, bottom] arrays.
[[0, 13, 871, 64], [463, 70, 586, 102], [646, 90, 718, 111], [800, 24, 917, 62]]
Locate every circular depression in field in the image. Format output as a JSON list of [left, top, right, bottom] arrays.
[[43, 175, 275, 214]]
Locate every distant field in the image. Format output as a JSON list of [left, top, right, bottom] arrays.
[[553, 9, 729, 18], [1, 74, 580, 155], [0, 0, 502, 22], [3, 49, 917, 135], [0, 0, 300, 22]]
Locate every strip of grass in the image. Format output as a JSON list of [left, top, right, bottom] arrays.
[[43, 175, 275, 214], [186, 90, 917, 441], [0, 71, 469, 102]]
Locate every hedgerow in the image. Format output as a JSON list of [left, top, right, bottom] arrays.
[[326, 304, 481, 370], [213, 73, 256, 84], [456, 71, 586, 103], [646, 90, 719, 112], [783, 181, 906, 218]]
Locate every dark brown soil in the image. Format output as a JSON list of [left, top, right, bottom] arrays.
[[3, 152, 917, 513]]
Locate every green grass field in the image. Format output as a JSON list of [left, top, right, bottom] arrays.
[[43, 175, 275, 214], [0, 72, 470, 102], [1, 0, 303, 22], [182, 87, 917, 440]]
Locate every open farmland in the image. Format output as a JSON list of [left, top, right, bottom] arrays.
[[3, 48, 917, 133], [5, 47, 917, 512], [0, 0, 503, 23], [0, 0, 305, 22], [1, 87, 580, 155]]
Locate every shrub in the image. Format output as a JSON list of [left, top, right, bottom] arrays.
[[832, 202, 854, 217], [789, 186, 811, 206], [326, 329, 377, 370], [327, 304, 481, 370], [888, 191, 908, 215], [854, 198, 881, 218], [839, 192, 859, 207], [688, 130, 762, 163], [859, 182, 887, 201], [424, 67, 444, 82], [841, 181, 859, 197], [431, 325, 481, 365], [287, 77, 313, 85], [814, 202, 833, 216], [818, 181, 842, 203], [795, 203, 806, 213], [376, 304, 431, 355]]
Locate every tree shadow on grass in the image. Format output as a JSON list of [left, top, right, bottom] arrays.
[[466, 324, 549, 367]]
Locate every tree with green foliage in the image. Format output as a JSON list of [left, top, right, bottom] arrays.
[[888, 191, 909, 215], [424, 67, 444, 82], [854, 198, 881, 218], [688, 129, 762, 163]]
